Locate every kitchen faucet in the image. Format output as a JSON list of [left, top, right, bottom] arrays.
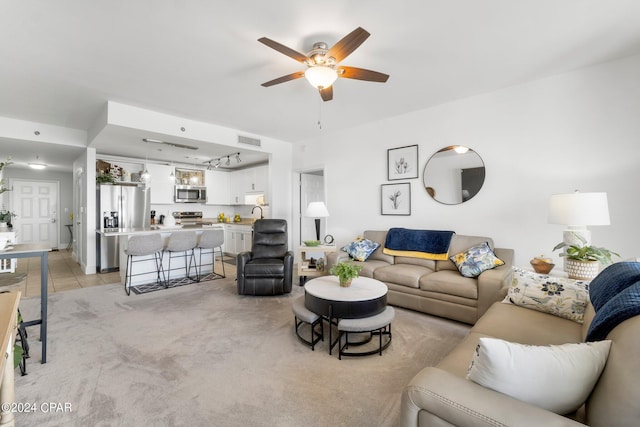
[[251, 205, 264, 219]]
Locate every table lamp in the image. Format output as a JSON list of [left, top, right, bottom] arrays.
[[548, 190, 610, 246], [305, 201, 330, 241]]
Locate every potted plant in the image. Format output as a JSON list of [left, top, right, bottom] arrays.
[[329, 261, 363, 287], [0, 210, 16, 228], [96, 172, 116, 184], [553, 233, 619, 280]]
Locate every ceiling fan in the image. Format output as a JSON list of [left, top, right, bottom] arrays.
[[258, 27, 389, 101]]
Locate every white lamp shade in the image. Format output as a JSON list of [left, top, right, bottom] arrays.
[[305, 66, 338, 89], [305, 201, 330, 218], [548, 192, 610, 226]]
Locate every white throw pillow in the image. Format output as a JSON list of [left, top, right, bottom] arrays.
[[466, 337, 611, 414]]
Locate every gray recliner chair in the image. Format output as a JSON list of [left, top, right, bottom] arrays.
[[236, 219, 293, 295]]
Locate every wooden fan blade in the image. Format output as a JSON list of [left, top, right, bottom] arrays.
[[319, 86, 333, 102], [258, 37, 309, 63], [325, 27, 370, 63], [338, 66, 389, 83], [261, 71, 305, 87]]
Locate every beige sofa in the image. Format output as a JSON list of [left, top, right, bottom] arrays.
[[400, 299, 640, 426], [326, 230, 514, 325]]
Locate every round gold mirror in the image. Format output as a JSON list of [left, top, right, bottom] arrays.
[[423, 146, 485, 205]]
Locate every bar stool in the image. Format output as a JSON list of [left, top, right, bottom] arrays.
[[196, 229, 225, 282], [124, 234, 166, 295], [164, 231, 198, 287]]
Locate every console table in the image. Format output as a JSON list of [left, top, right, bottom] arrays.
[[0, 243, 51, 363]]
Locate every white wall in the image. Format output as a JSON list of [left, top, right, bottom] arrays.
[[73, 148, 96, 274], [294, 53, 640, 266]]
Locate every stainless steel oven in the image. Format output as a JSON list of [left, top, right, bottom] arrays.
[[174, 185, 207, 203]]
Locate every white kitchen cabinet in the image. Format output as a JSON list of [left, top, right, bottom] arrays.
[[223, 224, 252, 255], [205, 170, 230, 205], [229, 169, 250, 204], [229, 165, 268, 204], [145, 164, 175, 204], [252, 165, 268, 192]]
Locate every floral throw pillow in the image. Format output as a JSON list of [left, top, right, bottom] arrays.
[[502, 267, 590, 323], [341, 238, 380, 262], [450, 242, 505, 278]]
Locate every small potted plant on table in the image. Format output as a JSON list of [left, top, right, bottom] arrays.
[[329, 261, 363, 287], [553, 233, 619, 280]]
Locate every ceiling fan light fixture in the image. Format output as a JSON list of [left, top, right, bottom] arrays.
[[305, 66, 338, 89]]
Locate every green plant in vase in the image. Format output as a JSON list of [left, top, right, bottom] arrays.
[[0, 210, 16, 227], [553, 232, 619, 280], [96, 173, 116, 184], [329, 261, 363, 287]]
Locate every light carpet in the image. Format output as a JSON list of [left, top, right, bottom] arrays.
[[14, 277, 469, 426]]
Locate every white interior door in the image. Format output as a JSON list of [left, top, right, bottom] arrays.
[[11, 179, 59, 248]]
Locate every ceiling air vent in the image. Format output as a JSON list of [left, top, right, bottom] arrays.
[[238, 135, 261, 147]]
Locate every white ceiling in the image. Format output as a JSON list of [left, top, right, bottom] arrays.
[[1, 1, 640, 171]]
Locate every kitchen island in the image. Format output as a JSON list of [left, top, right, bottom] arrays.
[[96, 224, 226, 287]]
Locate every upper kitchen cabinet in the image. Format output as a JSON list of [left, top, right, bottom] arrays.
[[145, 164, 175, 204], [175, 168, 204, 186], [205, 170, 230, 205], [229, 165, 268, 205]]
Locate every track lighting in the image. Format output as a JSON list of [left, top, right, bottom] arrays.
[[205, 152, 241, 168]]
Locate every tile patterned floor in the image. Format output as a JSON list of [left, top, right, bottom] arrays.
[[5, 249, 119, 297], [1, 249, 231, 297]]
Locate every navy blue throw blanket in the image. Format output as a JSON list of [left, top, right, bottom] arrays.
[[383, 228, 455, 260], [586, 262, 640, 342]]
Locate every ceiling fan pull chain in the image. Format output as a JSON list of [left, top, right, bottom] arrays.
[[317, 99, 323, 130]]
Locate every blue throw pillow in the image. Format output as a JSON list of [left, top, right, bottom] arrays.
[[450, 242, 505, 278], [342, 238, 380, 262]]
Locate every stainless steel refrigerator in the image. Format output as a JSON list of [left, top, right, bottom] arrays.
[[96, 183, 151, 272]]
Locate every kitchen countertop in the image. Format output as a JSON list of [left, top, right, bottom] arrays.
[[200, 218, 257, 226], [96, 224, 224, 236], [95, 220, 256, 236]]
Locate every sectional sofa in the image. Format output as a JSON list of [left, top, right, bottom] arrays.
[[326, 230, 514, 325], [401, 263, 640, 426]]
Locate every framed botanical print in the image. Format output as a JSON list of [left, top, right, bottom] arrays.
[[381, 183, 411, 215], [387, 144, 418, 180]]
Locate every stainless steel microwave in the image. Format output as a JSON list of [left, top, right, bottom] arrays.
[[174, 185, 207, 203]]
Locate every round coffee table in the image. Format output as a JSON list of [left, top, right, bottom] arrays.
[[304, 275, 388, 320]]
